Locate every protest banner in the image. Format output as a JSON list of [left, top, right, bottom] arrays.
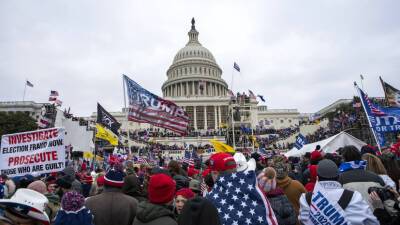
[[307, 182, 349, 225], [0, 127, 65, 177]]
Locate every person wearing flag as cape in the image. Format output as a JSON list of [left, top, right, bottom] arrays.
[[299, 159, 379, 225]]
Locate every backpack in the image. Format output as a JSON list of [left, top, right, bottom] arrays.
[[306, 189, 354, 210]]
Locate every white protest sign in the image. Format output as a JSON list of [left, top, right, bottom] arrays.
[[0, 127, 65, 177], [307, 182, 350, 225]]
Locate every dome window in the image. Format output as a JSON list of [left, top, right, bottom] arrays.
[[185, 68, 187, 74], [194, 67, 197, 73]]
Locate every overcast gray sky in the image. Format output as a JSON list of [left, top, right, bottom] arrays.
[[1, 0, 399, 116]]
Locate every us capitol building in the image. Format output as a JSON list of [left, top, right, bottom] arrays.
[[162, 18, 230, 130], [160, 18, 301, 131]]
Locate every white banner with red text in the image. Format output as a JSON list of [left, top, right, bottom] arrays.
[[0, 127, 65, 177]]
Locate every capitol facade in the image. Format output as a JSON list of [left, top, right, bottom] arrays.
[[162, 19, 230, 130]]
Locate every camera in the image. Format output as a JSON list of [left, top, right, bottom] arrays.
[[368, 186, 395, 201]]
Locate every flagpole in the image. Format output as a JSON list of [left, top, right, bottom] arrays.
[[122, 75, 130, 154], [23, 80, 27, 101], [360, 74, 365, 92], [231, 106, 236, 150], [230, 67, 234, 92], [354, 83, 382, 152]]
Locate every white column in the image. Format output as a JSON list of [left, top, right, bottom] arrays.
[[192, 82, 195, 96], [218, 105, 222, 124], [174, 84, 177, 96], [193, 106, 197, 129], [204, 82, 207, 96], [186, 82, 189, 96], [180, 83, 183, 97], [204, 106, 207, 129], [214, 105, 218, 129]]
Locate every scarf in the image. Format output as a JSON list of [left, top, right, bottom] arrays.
[[339, 160, 367, 173]]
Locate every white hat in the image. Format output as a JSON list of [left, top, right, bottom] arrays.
[[233, 152, 248, 172], [0, 188, 50, 224]]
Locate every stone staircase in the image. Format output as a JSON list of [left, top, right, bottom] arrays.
[[274, 119, 329, 148]]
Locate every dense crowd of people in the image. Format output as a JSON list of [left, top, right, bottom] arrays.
[[1, 140, 400, 225]]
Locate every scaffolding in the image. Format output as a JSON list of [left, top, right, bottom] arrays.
[[227, 95, 257, 152]]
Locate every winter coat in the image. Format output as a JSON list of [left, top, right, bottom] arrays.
[[123, 174, 147, 202], [132, 201, 177, 225], [277, 176, 307, 215], [85, 187, 138, 225], [299, 181, 379, 225], [45, 193, 61, 221], [339, 169, 385, 208], [53, 206, 93, 225], [178, 196, 221, 225], [266, 188, 297, 225]]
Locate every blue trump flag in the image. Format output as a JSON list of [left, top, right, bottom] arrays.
[[356, 85, 400, 148], [294, 133, 307, 150], [206, 170, 278, 225]]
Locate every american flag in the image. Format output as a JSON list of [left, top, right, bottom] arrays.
[[360, 88, 386, 116], [201, 181, 209, 196], [248, 90, 257, 100], [206, 170, 277, 225], [50, 90, 59, 97], [135, 156, 148, 165], [124, 75, 189, 135], [182, 150, 194, 166], [233, 62, 240, 72], [258, 148, 268, 158]]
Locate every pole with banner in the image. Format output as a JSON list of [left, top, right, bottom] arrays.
[[354, 82, 382, 152]]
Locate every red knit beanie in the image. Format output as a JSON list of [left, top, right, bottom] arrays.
[[176, 188, 195, 200], [148, 174, 176, 204]]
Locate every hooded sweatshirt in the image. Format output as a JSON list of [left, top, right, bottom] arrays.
[[63, 167, 82, 194], [277, 176, 306, 215], [132, 201, 177, 225], [178, 197, 221, 225], [122, 174, 147, 202]]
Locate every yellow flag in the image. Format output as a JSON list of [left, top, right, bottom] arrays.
[[83, 151, 94, 159], [209, 139, 235, 153], [96, 155, 104, 161], [96, 123, 118, 146]]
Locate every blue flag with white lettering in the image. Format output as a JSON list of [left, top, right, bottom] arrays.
[[357, 86, 400, 147], [294, 133, 307, 150]]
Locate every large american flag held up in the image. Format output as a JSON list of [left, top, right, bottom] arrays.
[[124, 75, 189, 135], [206, 170, 277, 225]]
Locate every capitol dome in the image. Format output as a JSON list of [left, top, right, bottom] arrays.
[[162, 18, 228, 98]]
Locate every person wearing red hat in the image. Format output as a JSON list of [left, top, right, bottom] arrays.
[[133, 173, 177, 225], [187, 166, 199, 178], [174, 188, 195, 216], [208, 152, 237, 185]]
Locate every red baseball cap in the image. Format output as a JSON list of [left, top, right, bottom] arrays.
[[209, 153, 236, 172]]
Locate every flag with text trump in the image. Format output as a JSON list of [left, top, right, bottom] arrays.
[[206, 170, 277, 225], [124, 75, 189, 135]]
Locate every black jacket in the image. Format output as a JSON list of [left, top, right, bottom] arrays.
[[132, 201, 177, 225]]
